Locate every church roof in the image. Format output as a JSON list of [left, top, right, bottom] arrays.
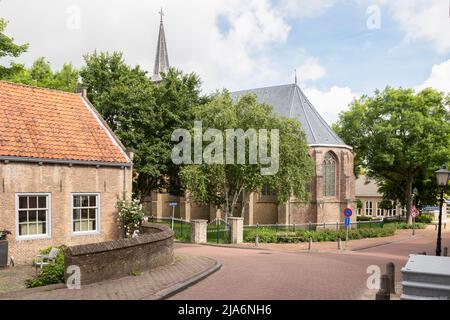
[[152, 11, 170, 82], [231, 84, 350, 148]]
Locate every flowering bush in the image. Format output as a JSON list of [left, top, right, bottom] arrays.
[[117, 199, 144, 238], [0, 229, 11, 241]]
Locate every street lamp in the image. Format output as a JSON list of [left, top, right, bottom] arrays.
[[435, 166, 450, 256]]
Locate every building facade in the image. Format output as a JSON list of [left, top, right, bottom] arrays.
[[146, 14, 355, 225], [0, 82, 133, 263]]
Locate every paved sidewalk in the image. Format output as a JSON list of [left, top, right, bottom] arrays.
[[235, 226, 446, 253], [0, 254, 219, 300], [0, 265, 35, 294]]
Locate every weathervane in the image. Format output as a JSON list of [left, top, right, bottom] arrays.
[[294, 69, 298, 85], [159, 8, 164, 22]]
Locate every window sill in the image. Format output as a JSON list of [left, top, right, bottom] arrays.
[[71, 231, 101, 237], [16, 235, 51, 241]]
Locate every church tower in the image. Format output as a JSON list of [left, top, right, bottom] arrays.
[[152, 9, 170, 82]]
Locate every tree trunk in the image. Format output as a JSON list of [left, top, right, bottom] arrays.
[[406, 175, 413, 225]]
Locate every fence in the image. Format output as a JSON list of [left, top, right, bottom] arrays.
[[147, 216, 233, 244], [146, 216, 191, 242]]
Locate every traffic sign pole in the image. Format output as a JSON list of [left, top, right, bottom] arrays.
[[343, 208, 353, 249]]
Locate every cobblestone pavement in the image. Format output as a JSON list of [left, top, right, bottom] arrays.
[[0, 254, 216, 300], [169, 227, 450, 300], [0, 265, 35, 294]]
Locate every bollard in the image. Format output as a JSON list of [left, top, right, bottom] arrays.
[[375, 275, 391, 300], [386, 262, 396, 294], [444, 247, 448, 257], [308, 238, 313, 251], [336, 222, 339, 231], [338, 237, 342, 250], [435, 224, 438, 231], [255, 235, 260, 247]]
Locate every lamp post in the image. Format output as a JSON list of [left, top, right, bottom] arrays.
[[435, 166, 450, 257]]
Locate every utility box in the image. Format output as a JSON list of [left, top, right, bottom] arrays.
[[0, 240, 8, 268], [401, 254, 450, 300]]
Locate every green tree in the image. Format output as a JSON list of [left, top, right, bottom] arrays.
[[80, 51, 206, 199], [4, 57, 79, 92], [334, 87, 450, 224], [0, 18, 28, 78], [179, 92, 314, 219]]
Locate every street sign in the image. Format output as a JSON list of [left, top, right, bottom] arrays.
[[345, 217, 351, 226], [411, 206, 419, 218], [169, 202, 178, 207], [344, 208, 353, 218]]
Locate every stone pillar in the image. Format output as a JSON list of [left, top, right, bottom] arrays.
[[156, 192, 163, 218], [190, 220, 207, 244], [229, 217, 244, 244], [180, 196, 191, 221], [277, 201, 289, 225], [247, 192, 255, 225]]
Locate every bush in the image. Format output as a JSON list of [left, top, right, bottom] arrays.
[[357, 216, 374, 222], [117, 199, 144, 238], [244, 224, 397, 244], [25, 246, 65, 288], [392, 222, 427, 230], [415, 215, 433, 224]]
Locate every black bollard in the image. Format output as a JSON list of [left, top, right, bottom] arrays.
[[386, 262, 396, 294], [375, 275, 391, 300], [444, 247, 448, 257]]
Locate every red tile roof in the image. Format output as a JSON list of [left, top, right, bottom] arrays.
[[0, 81, 130, 164]]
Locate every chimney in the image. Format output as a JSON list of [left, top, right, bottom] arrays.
[[126, 148, 135, 161], [76, 86, 88, 98]]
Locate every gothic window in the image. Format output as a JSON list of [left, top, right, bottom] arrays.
[[322, 153, 337, 197]]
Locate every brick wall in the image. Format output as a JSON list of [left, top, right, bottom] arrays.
[[64, 223, 174, 285], [0, 161, 133, 264]]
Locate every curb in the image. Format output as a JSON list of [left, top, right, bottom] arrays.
[[142, 259, 222, 300], [0, 283, 66, 300]]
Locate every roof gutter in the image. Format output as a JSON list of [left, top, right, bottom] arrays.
[[309, 144, 353, 151], [0, 156, 132, 168]]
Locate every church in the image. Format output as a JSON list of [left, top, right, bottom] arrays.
[[147, 12, 356, 225]]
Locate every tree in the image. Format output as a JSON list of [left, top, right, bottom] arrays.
[[179, 92, 314, 219], [0, 18, 28, 78], [80, 51, 206, 199], [3, 57, 79, 92], [334, 87, 450, 224]]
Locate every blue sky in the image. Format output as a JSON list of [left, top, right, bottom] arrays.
[[1, 0, 449, 124]]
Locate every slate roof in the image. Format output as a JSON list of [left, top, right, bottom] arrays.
[[0, 81, 131, 165], [355, 176, 382, 197], [231, 84, 350, 148]]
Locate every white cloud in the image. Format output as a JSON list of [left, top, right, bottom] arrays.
[[379, 0, 450, 53], [279, 0, 337, 18], [0, 0, 290, 93], [417, 59, 450, 94], [297, 57, 326, 82], [303, 86, 358, 125]]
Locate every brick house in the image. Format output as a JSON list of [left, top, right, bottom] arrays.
[[0, 81, 133, 264]]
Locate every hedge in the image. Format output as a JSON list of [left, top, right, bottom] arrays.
[[243, 223, 418, 244], [25, 246, 65, 288]]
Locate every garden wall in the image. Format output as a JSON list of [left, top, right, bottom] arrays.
[[64, 223, 174, 285]]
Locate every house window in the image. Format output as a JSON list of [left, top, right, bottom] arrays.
[[16, 194, 50, 239], [261, 183, 275, 196], [72, 194, 100, 234], [357, 208, 362, 216], [376, 203, 384, 216], [322, 153, 337, 197], [365, 201, 373, 216]]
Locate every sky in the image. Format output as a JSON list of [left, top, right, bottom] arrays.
[[1, 0, 449, 125]]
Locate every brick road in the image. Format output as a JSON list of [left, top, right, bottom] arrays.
[[0, 254, 216, 300], [169, 227, 450, 300]]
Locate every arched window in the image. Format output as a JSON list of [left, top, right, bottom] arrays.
[[322, 153, 337, 197]]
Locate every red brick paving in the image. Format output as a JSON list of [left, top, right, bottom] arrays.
[[0, 254, 215, 300], [169, 227, 450, 300]]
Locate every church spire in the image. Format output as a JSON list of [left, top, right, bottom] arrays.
[[152, 8, 170, 82]]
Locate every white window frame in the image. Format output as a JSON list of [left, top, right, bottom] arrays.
[[71, 193, 101, 236], [365, 201, 373, 216], [15, 193, 51, 241]]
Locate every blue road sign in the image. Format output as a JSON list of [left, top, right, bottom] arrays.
[[345, 217, 351, 226], [169, 202, 178, 207], [344, 208, 353, 218]]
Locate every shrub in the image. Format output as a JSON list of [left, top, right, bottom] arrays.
[[117, 199, 145, 238], [415, 215, 433, 224], [25, 246, 65, 288], [393, 222, 426, 230]]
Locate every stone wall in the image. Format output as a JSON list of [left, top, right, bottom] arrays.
[[0, 161, 133, 264], [64, 223, 174, 285]]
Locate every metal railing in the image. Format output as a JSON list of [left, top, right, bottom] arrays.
[[146, 215, 191, 242], [244, 219, 386, 232]]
